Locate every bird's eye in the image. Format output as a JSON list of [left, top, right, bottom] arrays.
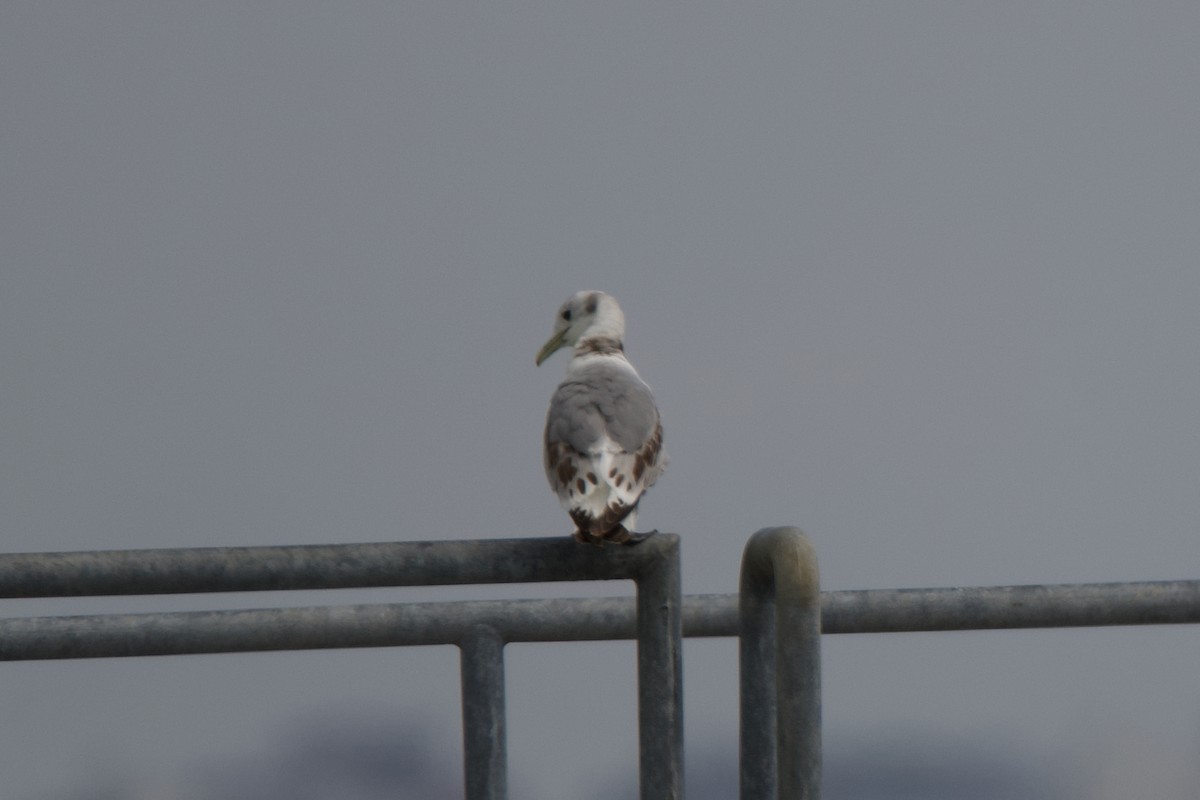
[[561, 309, 572, 321]]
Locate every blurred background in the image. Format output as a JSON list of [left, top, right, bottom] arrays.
[[2, 2, 1198, 798]]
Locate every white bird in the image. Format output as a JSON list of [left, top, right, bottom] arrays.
[[536, 291, 667, 545]]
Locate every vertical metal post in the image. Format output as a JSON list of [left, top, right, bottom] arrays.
[[635, 535, 684, 800], [739, 576, 777, 800], [460, 625, 507, 800], [739, 527, 821, 800]]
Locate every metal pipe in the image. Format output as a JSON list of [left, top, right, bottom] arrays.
[[740, 527, 822, 800], [0, 595, 712, 662], [821, 581, 1200, 632], [460, 626, 507, 800], [3, 579, 1199, 662], [0, 537, 676, 598], [5, 578, 1200, 662], [738, 572, 776, 800], [634, 536, 684, 800]]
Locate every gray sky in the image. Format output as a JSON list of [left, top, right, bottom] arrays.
[[2, 1, 1199, 797]]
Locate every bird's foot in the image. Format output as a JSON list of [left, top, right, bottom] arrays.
[[573, 527, 658, 547], [620, 528, 658, 546], [606, 526, 658, 546], [573, 529, 606, 548]]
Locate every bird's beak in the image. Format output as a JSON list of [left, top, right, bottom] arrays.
[[535, 329, 569, 366]]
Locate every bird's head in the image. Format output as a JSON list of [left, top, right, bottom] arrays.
[[535, 290, 625, 366]]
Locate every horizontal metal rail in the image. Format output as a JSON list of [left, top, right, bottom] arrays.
[[0, 596, 689, 660], [0, 538, 674, 597], [3, 580, 1198, 662], [823, 581, 1200, 631]]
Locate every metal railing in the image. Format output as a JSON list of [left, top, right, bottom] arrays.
[[0, 536, 684, 800], [3, 528, 1200, 800]]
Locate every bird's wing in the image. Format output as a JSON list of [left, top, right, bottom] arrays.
[[544, 364, 666, 533]]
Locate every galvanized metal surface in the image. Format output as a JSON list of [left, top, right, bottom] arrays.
[[4, 535, 1196, 634], [4, 537, 1200, 800], [0, 598, 635, 660], [0, 537, 673, 597], [0, 537, 683, 800], [739, 527, 822, 800], [461, 626, 507, 800], [821, 580, 1200, 632], [636, 540, 684, 800], [3, 582, 1200, 661]]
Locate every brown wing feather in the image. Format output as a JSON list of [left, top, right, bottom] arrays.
[[547, 419, 664, 538]]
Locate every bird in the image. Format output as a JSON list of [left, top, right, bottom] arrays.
[[536, 291, 667, 546]]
